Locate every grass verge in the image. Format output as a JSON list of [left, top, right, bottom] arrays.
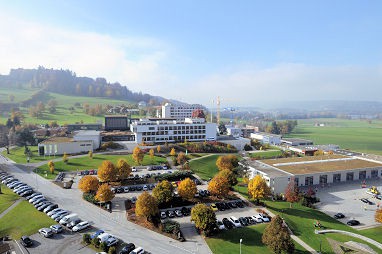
[[1, 146, 48, 164], [189, 154, 219, 180], [0, 185, 20, 214]]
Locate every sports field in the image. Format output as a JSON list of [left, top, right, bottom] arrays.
[[286, 118, 382, 155]]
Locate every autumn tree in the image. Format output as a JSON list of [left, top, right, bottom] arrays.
[[78, 175, 99, 193], [375, 209, 382, 223], [116, 158, 131, 180], [48, 160, 55, 174], [217, 169, 238, 186], [170, 148, 176, 157], [262, 215, 295, 254], [216, 155, 238, 171], [95, 184, 115, 203], [178, 178, 197, 200], [88, 150, 93, 159], [135, 191, 159, 221], [152, 180, 173, 204], [63, 152, 68, 163], [284, 180, 301, 206], [314, 150, 325, 156], [97, 160, 118, 182], [132, 146, 144, 165], [156, 145, 161, 153], [248, 175, 271, 203], [149, 149, 155, 161], [191, 109, 206, 119], [191, 204, 217, 236], [208, 175, 230, 197], [177, 152, 187, 168]]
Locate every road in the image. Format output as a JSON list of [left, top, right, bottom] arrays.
[[0, 160, 212, 254]]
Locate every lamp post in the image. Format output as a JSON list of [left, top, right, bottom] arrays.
[[319, 239, 322, 254], [240, 238, 242, 254]]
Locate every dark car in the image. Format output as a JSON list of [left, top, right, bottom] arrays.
[[334, 213, 345, 219], [67, 218, 81, 229], [216, 203, 225, 211], [239, 217, 248, 226], [136, 186, 143, 191], [228, 202, 237, 209], [119, 243, 136, 254], [20, 236, 33, 247], [223, 203, 231, 210], [246, 216, 255, 225], [167, 210, 175, 218], [360, 198, 370, 204], [129, 186, 136, 191], [222, 218, 234, 229], [347, 220, 360, 226], [236, 201, 245, 208], [181, 207, 191, 216]]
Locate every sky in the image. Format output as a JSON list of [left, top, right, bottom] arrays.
[[0, 0, 381, 108]]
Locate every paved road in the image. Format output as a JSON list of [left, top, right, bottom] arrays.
[[1, 162, 212, 254]]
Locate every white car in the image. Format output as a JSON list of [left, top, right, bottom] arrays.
[[51, 211, 68, 220], [252, 215, 263, 223], [216, 220, 226, 230], [38, 228, 53, 238], [29, 195, 44, 203], [132, 167, 137, 172], [72, 221, 90, 232], [258, 213, 270, 222], [229, 216, 242, 227]]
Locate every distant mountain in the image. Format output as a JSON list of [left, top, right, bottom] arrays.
[[0, 67, 173, 105]]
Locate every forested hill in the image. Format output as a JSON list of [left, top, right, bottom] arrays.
[[0, 67, 167, 104]]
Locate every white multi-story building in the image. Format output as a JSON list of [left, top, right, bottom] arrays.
[[250, 132, 282, 145], [130, 118, 216, 144], [161, 103, 205, 119]]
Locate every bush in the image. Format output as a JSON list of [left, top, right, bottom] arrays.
[[83, 192, 96, 203], [155, 170, 193, 182], [91, 237, 100, 248], [100, 141, 123, 150], [108, 246, 116, 254], [161, 220, 180, 234], [100, 241, 109, 252], [82, 233, 91, 244]]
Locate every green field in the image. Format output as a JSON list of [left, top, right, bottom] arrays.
[[287, 118, 382, 155], [1, 146, 49, 164], [0, 186, 20, 214], [36, 154, 167, 179], [189, 154, 220, 180], [0, 200, 56, 239]]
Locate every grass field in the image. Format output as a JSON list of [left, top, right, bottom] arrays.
[[36, 154, 167, 179], [189, 154, 220, 180], [287, 118, 382, 155], [0, 200, 56, 239], [249, 150, 283, 159], [1, 146, 49, 163], [0, 185, 20, 214]]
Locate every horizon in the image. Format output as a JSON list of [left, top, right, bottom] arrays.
[[0, 1, 381, 107]]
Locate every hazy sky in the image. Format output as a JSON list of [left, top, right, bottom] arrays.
[[0, 1, 381, 107]]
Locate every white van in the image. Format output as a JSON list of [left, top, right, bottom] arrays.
[[59, 213, 78, 225], [229, 216, 242, 227], [129, 247, 144, 254]]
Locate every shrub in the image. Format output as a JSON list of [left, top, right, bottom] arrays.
[[82, 233, 91, 244], [161, 220, 180, 234], [100, 141, 123, 150], [91, 237, 100, 248], [108, 246, 116, 254], [83, 192, 96, 203], [155, 170, 193, 182], [100, 241, 109, 252]]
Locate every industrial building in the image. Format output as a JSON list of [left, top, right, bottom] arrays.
[[161, 103, 205, 119], [245, 155, 382, 194], [250, 132, 282, 145], [130, 118, 216, 144], [281, 138, 313, 146]]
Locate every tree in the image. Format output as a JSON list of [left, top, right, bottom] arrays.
[[63, 152, 68, 163], [178, 178, 197, 200], [48, 160, 55, 174], [78, 175, 99, 193], [95, 184, 115, 203], [152, 180, 173, 204], [191, 204, 217, 236], [375, 209, 382, 223], [248, 175, 271, 203], [132, 146, 144, 165], [217, 169, 238, 186], [284, 180, 301, 205], [156, 145, 161, 153], [170, 148, 176, 157], [216, 155, 238, 171], [177, 152, 187, 168], [116, 158, 131, 180], [88, 150, 93, 159], [314, 150, 325, 156], [191, 109, 206, 119], [262, 215, 295, 254], [149, 149, 155, 161], [208, 175, 230, 197], [135, 191, 158, 220], [97, 160, 117, 182]]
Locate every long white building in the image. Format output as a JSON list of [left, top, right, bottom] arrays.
[[130, 118, 216, 144], [161, 103, 205, 119]]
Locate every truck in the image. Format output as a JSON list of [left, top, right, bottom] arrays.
[[59, 213, 78, 226]]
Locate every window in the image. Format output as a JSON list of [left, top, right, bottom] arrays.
[[304, 176, 313, 186], [346, 172, 354, 181], [333, 173, 341, 183]]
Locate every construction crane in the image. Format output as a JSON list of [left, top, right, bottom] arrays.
[[212, 96, 237, 124]]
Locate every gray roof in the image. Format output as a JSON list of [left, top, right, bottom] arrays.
[[246, 160, 291, 178]]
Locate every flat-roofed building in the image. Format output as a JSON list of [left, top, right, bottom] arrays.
[[105, 115, 129, 131], [161, 103, 205, 119], [250, 132, 282, 145], [281, 138, 313, 146], [67, 123, 102, 132]]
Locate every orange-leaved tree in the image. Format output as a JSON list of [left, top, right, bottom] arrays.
[[116, 158, 131, 181], [149, 149, 155, 161], [132, 146, 145, 165], [216, 155, 238, 171], [208, 175, 230, 198], [156, 145, 161, 153], [78, 175, 99, 193], [178, 178, 197, 200], [97, 160, 117, 182], [217, 169, 238, 186], [375, 209, 382, 223], [135, 191, 158, 220], [177, 152, 187, 168], [284, 180, 301, 206], [248, 175, 271, 203], [95, 183, 115, 203], [48, 160, 55, 174], [170, 148, 176, 157], [152, 180, 173, 204]]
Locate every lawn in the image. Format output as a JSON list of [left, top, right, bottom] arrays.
[[0, 185, 20, 214], [36, 154, 167, 179], [249, 150, 283, 159], [0, 200, 56, 239], [206, 224, 310, 254], [286, 118, 382, 155], [189, 154, 220, 180], [1, 146, 49, 164]]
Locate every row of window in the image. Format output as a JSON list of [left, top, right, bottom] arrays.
[[143, 135, 205, 142]]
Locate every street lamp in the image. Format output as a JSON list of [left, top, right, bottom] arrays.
[[240, 239, 242, 254]]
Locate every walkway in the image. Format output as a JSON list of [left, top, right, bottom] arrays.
[[0, 199, 22, 219]]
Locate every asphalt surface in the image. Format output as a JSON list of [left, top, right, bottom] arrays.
[[0, 160, 212, 254]]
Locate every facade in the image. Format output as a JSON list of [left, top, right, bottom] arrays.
[[218, 137, 251, 151], [250, 132, 282, 145], [161, 103, 205, 119], [281, 138, 313, 146], [241, 127, 257, 138], [130, 118, 216, 144], [38, 137, 93, 156], [67, 124, 102, 132], [226, 126, 242, 138], [73, 130, 101, 150], [105, 115, 130, 131], [245, 155, 382, 194]]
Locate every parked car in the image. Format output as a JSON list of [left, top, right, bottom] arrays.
[[26, 192, 41, 200], [229, 216, 242, 227], [44, 204, 59, 213], [142, 185, 148, 191], [334, 213, 345, 219], [236, 200, 245, 208], [160, 211, 167, 219], [216, 220, 226, 230], [210, 203, 218, 212], [67, 218, 82, 229], [246, 216, 255, 225], [239, 217, 249, 226], [39, 228, 53, 238], [119, 243, 136, 254], [174, 209, 183, 217], [51, 210, 68, 220], [50, 224, 63, 233], [132, 167, 137, 172], [130, 247, 144, 254], [72, 221, 90, 232], [20, 236, 33, 247], [228, 202, 237, 209], [181, 207, 191, 216], [37, 202, 53, 211], [347, 220, 360, 226], [20, 189, 34, 197], [222, 218, 234, 229], [258, 213, 270, 222], [16, 188, 33, 195], [252, 215, 263, 223], [29, 195, 44, 203]]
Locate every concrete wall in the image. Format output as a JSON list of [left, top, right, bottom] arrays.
[[39, 141, 93, 156], [73, 134, 101, 150]]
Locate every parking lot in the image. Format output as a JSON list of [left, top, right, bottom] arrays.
[[314, 179, 382, 229]]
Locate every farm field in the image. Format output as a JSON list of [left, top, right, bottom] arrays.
[[286, 118, 382, 155]]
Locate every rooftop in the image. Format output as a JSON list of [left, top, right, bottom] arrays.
[[40, 137, 73, 144], [246, 160, 291, 178], [281, 138, 313, 142]]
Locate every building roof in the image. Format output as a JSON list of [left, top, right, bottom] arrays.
[[246, 160, 291, 178], [281, 138, 313, 143], [40, 137, 73, 144], [74, 130, 101, 136], [261, 155, 382, 175]]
